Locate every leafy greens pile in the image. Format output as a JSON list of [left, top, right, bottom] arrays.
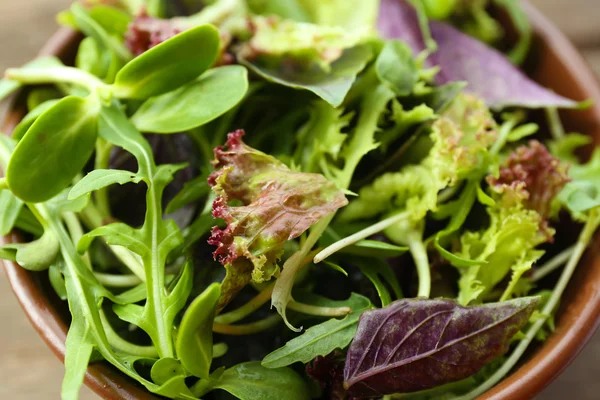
[[0, 0, 598, 399]]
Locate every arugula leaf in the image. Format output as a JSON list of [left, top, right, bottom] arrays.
[[262, 293, 371, 368], [69, 169, 142, 201], [81, 103, 188, 358]]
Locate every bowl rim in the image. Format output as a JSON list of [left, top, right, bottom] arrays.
[[2, 4, 600, 400]]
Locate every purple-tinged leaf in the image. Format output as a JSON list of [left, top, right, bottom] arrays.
[[376, 0, 579, 109], [487, 140, 570, 220], [377, 0, 425, 56], [428, 21, 578, 109], [343, 297, 539, 397]]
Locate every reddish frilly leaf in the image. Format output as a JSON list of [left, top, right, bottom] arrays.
[[488, 140, 570, 219], [208, 130, 348, 285]]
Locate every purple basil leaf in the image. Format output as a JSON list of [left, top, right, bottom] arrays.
[[377, 0, 425, 56], [343, 297, 539, 397], [377, 0, 579, 110], [428, 21, 578, 109]]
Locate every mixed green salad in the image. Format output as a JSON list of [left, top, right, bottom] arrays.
[[0, 0, 599, 399]]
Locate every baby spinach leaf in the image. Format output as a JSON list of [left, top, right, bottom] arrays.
[[376, 40, 419, 96], [12, 99, 61, 141], [262, 293, 371, 368], [69, 169, 142, 201], [70, 3, 132, 63], [7, 96, 99, 203], [112, 24, 220, 99], [27, 87, 61, 111], [0, 228, 59, 271], [240, 44, 373, 108], [177, 283, 221, 379], [343, 297, 539, 397], [132, 66, 249, 134], [150, 358, 196, 399], [76, 37, 111, 80], [211, 362, 312, 400], [88, 5, 132, 38], [0, 190, 23, 235]]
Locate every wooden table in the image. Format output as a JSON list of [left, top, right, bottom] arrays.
[[0, 1, 599, 399]]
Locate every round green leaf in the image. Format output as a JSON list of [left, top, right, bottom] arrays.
[[112, 24, 220, 100], [176, 283, 221, 379], [132, 66, 249, 134], [7, 96, 99, 203]]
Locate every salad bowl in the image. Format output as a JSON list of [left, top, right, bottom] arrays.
[[1, 2, 600, 400]]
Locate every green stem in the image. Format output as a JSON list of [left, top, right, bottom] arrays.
[[531, 245, 575, 282], [94, 265, 180, 288], [5, 66, 107, 93], [0, 177, 8, 191], [490, 116, 519, 156], [288, 301, 351, 317], [272, 216, 333, 331], [215, 282, 275, 325], [212, 314, 281, 336], [314, 211, 411, 263], [406, 231, 431, 298], [545, 107, 565, 140], [79, 202, 146, 281], [456, 212, 600, 400], [62, 212, 91, 267], [94, 139, 114, 217], [99, 309, 158, 358]]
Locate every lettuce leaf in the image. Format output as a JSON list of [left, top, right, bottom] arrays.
[[208, 130, 348, 300]]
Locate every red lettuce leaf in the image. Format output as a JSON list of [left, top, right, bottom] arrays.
[[487, 140, 570, 219], [208, 130, 347, 288], [377, 0, 578, 109], [343, 297, 539, 397], [125, 12, 185, 56]]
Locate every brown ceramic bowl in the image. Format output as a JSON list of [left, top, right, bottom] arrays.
[[2, 3, 600, 400]]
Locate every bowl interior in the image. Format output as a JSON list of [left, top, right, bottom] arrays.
[[3, 5, 600, 400]]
